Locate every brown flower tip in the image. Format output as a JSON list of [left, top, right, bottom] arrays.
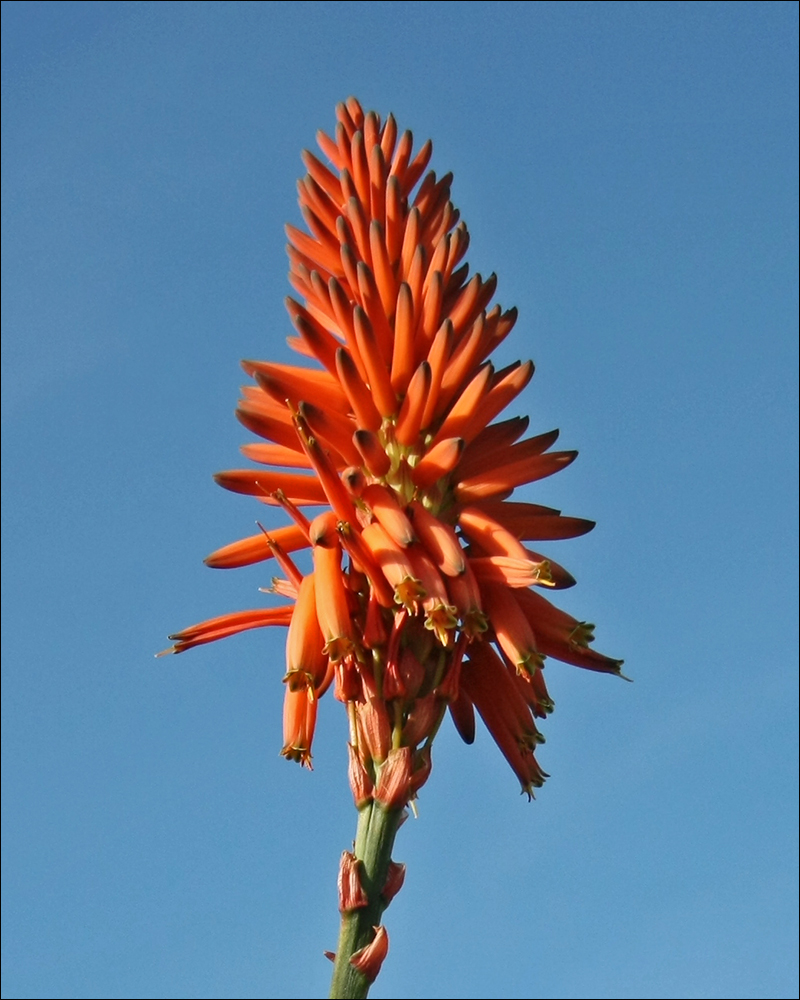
[[350, 925, 389, 983], [338, 851, 369, 912]]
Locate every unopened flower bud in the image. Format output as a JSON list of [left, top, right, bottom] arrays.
[[342, 466, 366, 496], [308, 510, 339, 547]]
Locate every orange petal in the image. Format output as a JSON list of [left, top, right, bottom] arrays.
[[362, 483, 416, 547], [468, 555, 554, 589], [353, 305, 397, 418], [456, 416, 531, 478], [480, 581, 543, 672], [420, 319, 453, 428], [300, 204, 342, 265], [369, 219, 396, 316], [353, 429, 392, 478], [403, 138, 432, 192], [385, 175, 405, 265], [292, 414, 357, 524], [458, 428, 560, 482], [399, 206, 421, 280], [406, 244, 426, 327], [301, 148, 343, 203], [361, 522, 425, 611], [467, 501, 595, 541], [458, 360, 534, 445], [521, 547, 577, 589], [410, 436, 464, 489], [394, 361, 431, 447], [536, 635, 625, 676], [298, 175, 341, 236], [204, 523, 309, 569], [430, 362, 493, 447], [379, 112, 397, 161], [450, 272, 497, 336], [455, 450, 578, 503], [286, 574, 327, 688], [356, 262, 394, 367], [337, 521, 396, 608], [236, 403, 300, 452], [298, 400, 362, 467], [285, 306, 342, 376], [434, 313, 487, 419], [213, 469, 328, 505], [281, 685, 317, 769], [246, 361, 349, 413], [350, 129, 370, 210], [239, 443, 312, 468], [420, 269, 443, 347], [407, 500, 466, 577], [315, 127, 342, 170], [313, 540, 355, 661], [165, 606, 293, 650], [458, 505, 529, 561], [329, 276, 368, 382], [285, 222, 342, 276], [460, 643, 546, 795], [335, 347, 382, 433], [389, 129, 413, 183]]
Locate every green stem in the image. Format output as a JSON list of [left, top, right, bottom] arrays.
[[329, 802, 403, 999]]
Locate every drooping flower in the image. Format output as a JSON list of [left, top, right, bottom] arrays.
[[163, 97, 623, 994]]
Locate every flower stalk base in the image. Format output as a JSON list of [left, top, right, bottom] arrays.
[[329, 803, 404, 999]]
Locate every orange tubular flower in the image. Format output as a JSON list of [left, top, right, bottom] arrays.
[[164, 98, 622, 997]]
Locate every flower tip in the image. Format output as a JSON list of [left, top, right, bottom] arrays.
[[309, 510, 339, 546]]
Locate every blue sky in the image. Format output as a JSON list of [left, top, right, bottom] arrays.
[[2, 3, 797, 998]]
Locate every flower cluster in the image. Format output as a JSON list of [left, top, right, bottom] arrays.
[[164, 97, 622, 805]]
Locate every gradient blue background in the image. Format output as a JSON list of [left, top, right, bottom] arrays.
[[2, 3, 797, 998]]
